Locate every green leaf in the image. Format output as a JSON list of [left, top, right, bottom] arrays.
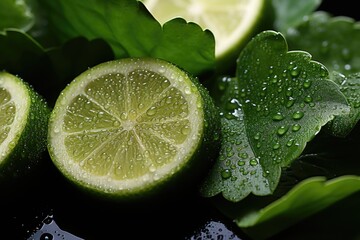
[[0, 29, 114, 107], [38, 0, 215, 76], [269, 191, 360, 239], [236, 176, 360, 240], [0, 29, 45, 75], [200, 77, 273, 201], [201, 30, 350, 202], [285, 11, 360, 75], [0, 0, 35, 31], [325, 72, 360, 137], [272, 0, 322, 32], [284, 12, 360, 136]]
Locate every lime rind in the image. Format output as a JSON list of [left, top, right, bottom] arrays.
[[48, 58, 219, 198], [0, 72, 30, 166], [0, 72, 50, 181]]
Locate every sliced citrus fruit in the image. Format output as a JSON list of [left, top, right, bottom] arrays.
[[0, 71, 50, 182], [47, 57, 221, 200], [142, 0, 266, 67]]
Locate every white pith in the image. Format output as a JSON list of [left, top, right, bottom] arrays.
[[49, 58, 204, 194], [0, 73, 30, 163]]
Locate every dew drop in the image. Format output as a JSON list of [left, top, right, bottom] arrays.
[[159, 65, 166, 73], [40, 233, 53, 240], [269, 65, 274, 74], [272, 112, 284, 121], [303, 79, 312, 88], [286, 98, 295, 108], [290, 66, 300, 77], [292, 123, 301, 132], [277, 126, 288, 136], [354, 101, 360, 108], [286, 139, 294, 147], [113, 120, 120, 127], [254, 132, 261, 140], [146, 106, 157, 116], [292, 111, 304, 120], [273, 143, 280, 150], [263, 170, 270, 177], [149, 165, 156, 172], [138, 103, 144, 110], [97, 111, 105, 118], [249, 158, 258, 166], [181, 125, 190, 135], [221, 169, 232, 179], [238, 160, 245, 166], [286, 87, 293, 97], [304, 95, 313, 103], [239, 152, 248, 159]]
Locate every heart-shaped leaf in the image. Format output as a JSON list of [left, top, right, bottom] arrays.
[[200, 30, 350, 202], [284, 12, 360, 136], [200, 77, 273, 201]]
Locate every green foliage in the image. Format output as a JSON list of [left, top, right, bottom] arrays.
[[237, 176, 360, 239], [38, 0, 215, 76], [286, 12, 360, 75], [0, 0, 34, 31], [285, 12, 360, 136], [1, 0, 360, 238], [272, 0, 322, 32], [326, 72, 360, 137], [201, 30, 350, 202]]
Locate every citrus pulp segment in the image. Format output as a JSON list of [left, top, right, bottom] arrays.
[[48, 58, 220, 199], [0, 72, 50, 181], [142, 0, 265, 64]]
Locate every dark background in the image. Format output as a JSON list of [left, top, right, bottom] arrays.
[[1, 1, 359, 240]]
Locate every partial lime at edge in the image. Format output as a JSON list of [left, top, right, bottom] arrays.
[[0, 71, 50, 183], [47, 57, 221, 200], [142, 0, 268, 71]]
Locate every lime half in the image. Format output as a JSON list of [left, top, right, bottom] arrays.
[[142, 0, 266, 66], [48, 58, 220, 200], [0, 72, 50, 182]]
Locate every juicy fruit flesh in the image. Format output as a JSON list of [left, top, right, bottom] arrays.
[[0, 73, 29, 163], [50, 58, 204, 193], [0, 88, 15, 146], [64, 70, 191, 180]]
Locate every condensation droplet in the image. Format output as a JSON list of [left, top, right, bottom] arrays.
[[272, 112, 284, 121], [221, 169, 232, 179], [277, 126, 288, 136], [292, 123, 301, 132], [146, 106, 157, 116], [249, 158, 258, 166], [292, 111, 304, 120]]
